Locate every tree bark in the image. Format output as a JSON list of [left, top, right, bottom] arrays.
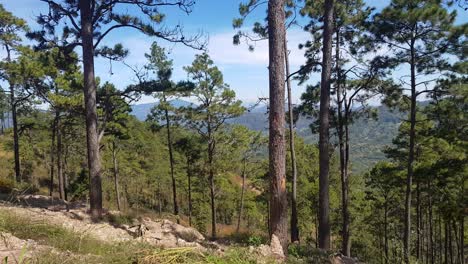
[[335, 28, 350, 257], [267, 0, 288, 254], [285, 39, 299, 243], [404, 40, 417, 264], [163, 94, 179, 223], [318, 0, 334, 250], [449, 220, 453, 264], [460, 216, 464, 264], [79, 0, 102, 219], [417, 182, 422, 260], [57, 117, 65, 200], [49, 116, 57, 196], [236, 159, 247, 233], [428, 179, 434, 264], [187, 158, 192, 227], [6, 46, 21, 183], [384, 200, 389, 264], [445, 221, 449, 264], [112, 141, 121, 211], [207, 118, 217, 240]]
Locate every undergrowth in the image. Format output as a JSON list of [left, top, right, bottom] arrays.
[[0, 209, 279, 264]]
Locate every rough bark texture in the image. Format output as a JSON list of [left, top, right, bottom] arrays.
[[187, 159, 192, 227], [49, 117, 57, 196], [79, 0, 103, 219], [112, 141, 121, 211], [318, 0, 334, 250], [267, 0, 288, 254], [5, 46, 21, 183], [404, 41, 417, 264], [163, 94, 179, 223], [207, 121, 217, 239], [57, 118, 65, 200], [335, 29, 350, 257], [285, 39, 299, 243]]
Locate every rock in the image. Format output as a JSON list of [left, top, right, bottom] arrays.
[[270, 234, 285, 259], [330, 253, 359, 264], [0, 232, 36, 263], [131, 218, 205, 248]]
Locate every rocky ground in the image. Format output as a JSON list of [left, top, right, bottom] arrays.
[[0, 195, 358, 263]]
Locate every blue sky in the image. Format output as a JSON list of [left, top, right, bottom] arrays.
[[1, 0, 467, 105]]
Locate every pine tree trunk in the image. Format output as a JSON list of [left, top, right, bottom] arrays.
[[237, 160, 247, 233], [163, 94, 179, 223], [187, 159, 192, 227], [208, 127, 217, 239], [449, 220, 453, 264], [0, 112, 4, 134], [49, 116, 57, 196], [336, 29, 350, 256], [5, 46, 21, 183], [452, 221, 460, 264], [10, 82, 20, 182], [112, 141, 121, 211], [417, 182, 422, 260], [460, 216, 464, 264], [445, 220, 449, 264], [63, 144, 69, 201], [404, 42, 417, 264], [428, 179, 434, 264], [57, 118, 65, 200], [438, 216, 442, 264], [267, 0, 288, 254], [318, 0, 334, 250], [285, 39, 299, 243], [79, 0, 102, 219], [384, 200, 389, 264]]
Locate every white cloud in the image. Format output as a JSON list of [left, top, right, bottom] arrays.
[[207, 28, 309, 67]]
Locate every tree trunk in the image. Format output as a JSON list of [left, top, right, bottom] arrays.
[[335, 29, 350, 256], [163, 94, 179, 223], [318, 0, 334, 250], [208, 126, 217, 239], [417, 182, 422, 260], [5, 46, 21, 183], [79, 0, 102, 219], [404, 42, 417, 264], [438, 216, 442, 264], [267, 0, 288, 254], [428, 179, 434, 264], [285, 39, 299, 243], [445, 220, 449, 264], [452, 221, 460, 264], [57, 118, 65, 200], [0, 111, 4, 134], [187, 158, 192, 227], [112, 141, 121, 211], [460, 216, 464, 264], [49, 116, 57, 196], [237, 159, 247, 233], [384, 200, 389, 264], [63, 144, 69, 201], [449, 220, 453, 264]]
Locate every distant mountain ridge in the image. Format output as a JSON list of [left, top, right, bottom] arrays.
[[130, 99, 192, 121], [131, 100, 403, 173]]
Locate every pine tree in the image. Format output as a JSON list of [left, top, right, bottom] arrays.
[[369, 1, 466, 261], [181, 53, 245, 239], [30, 0, 204, 218], [0, 4, 29, 183]]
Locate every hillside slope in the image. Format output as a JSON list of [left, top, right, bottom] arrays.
[[132, 102, 403, 174]]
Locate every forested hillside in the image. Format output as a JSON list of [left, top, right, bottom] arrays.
[[132, 102, 403, 173], [0, 1, 466, 264]]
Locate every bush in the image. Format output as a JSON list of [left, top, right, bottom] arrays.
[[0, 177, 15, 193], [226, 232, 267, 246]]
